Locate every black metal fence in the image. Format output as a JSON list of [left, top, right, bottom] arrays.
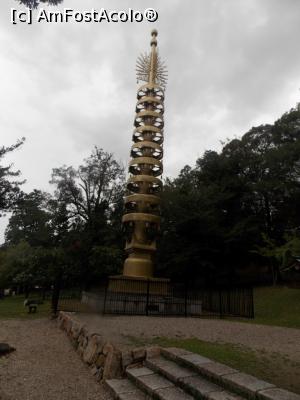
[[103, 278, 254, 318], [48, 288, 88, 314]]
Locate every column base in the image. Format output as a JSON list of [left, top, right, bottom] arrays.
[[107, 275, 170, 295], [123, 256, 154, 278]]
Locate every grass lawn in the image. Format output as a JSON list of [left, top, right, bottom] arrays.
[[0, 286, 299, 327], [0, 295, 90, 318], [0, 295, 51, 319], [236, 286, 300, 329], [130, 336, 300, 394]]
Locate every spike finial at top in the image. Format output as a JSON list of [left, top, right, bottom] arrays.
[[136, 30, 168, 89]]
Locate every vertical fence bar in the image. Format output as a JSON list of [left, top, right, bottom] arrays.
[[101, 279, 254, 319], [146, 279, 150, 316], [103, 281, 108, 315], [219, 288, 223, 318], [184, 281, 188, 317], [250, 287, 255, 318]]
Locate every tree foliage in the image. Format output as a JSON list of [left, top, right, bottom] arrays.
[[158, 106, 300, 284], [17, 0, 63, 9], [5, 190, 52, 247], [1, 148, 125, 290], [0, 138, 25, 216], [50, 147, 124, 227]]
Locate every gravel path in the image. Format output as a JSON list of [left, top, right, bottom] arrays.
[[77, 314, 300, 362], [1, 316, 298, 399], [0, 318, 111, 400]]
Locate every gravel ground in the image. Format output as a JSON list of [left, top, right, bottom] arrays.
[[1, 316, 299, 400], [77, 314, 300, 362], [0, 318, 111, 400]]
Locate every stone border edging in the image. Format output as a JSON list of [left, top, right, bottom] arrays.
[[57, 312, 300, 399], [57, 311, 161, 382]]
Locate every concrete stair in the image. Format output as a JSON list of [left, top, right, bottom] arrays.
[[106, 347, 300, 400]]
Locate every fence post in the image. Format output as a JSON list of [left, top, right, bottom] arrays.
[[146, 279, 150, 316], [219, 288, 223, 318]]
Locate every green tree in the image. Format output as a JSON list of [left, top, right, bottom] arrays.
[[50, 147, 125, 286], [1, 240, 37, 291], [158, 105, 300, 285], [5, 190, 52, 247], [0, 138, 25, 216]]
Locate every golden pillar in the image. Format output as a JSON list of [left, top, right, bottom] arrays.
[[122, 30, 167, 278]]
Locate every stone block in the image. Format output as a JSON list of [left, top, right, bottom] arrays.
[[103, 349, 122, 380], [126, 361, 144, 370], [132, 347, 146, 363], [95, 354, 106, 368], [180, 375, 221, 397], [118, 392, 147, 400], [106, 378, 138, 394], [58, 311, 66, 321], [103, 342, 114, 356], [146, 357, 197, 382], [257, 388, 300, 400], [197, 361, 238, 382], [122, 351, 134, 370], [82, 334, 103, 364], [57, 315, 65, 330], [161, 347, 192, 362], [127, 367, 154, 378], [207, 391, 244, 400], [77, 326, 88, 345], [222, 372, 275, 399], [70, 321, 83, 340], [146, 346, 161, 359], [64, 317, 73, 335], [77, 344, 84, 357], [92, 334, 104, 350], [82, 336, 88, 349], [180, 353, 211, 366], [136, 373, 174, 394], [156, 386, 194, 400], [106, 378, 146, 399]]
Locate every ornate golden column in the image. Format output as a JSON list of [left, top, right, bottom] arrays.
[[122, 30, 167, 278]]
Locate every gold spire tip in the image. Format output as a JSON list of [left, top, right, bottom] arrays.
[[151, 29, 158, 47]]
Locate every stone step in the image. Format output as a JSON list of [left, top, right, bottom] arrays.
[[146, 355, 245, 400], [126, 366, 195, 399], [161, 348, 299, 400], [107, 349, 300, 400], [105, 377, 148, 400]]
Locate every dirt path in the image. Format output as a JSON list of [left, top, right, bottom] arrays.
[[77, 314, 300, 362], [0, 318, 111, 400]]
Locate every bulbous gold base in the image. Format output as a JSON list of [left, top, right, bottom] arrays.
[[123, 255, 154, 278]]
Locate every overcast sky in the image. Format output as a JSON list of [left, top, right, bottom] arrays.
[[1, 0, 300, 243]]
